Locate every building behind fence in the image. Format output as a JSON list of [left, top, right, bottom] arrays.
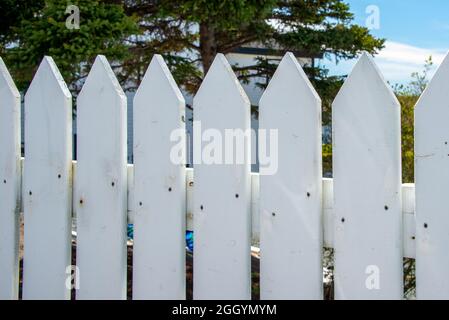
[[0, 50, 448, 300]]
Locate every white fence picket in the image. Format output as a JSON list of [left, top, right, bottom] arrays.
[[193, 54, 252, 300], [333, 53, 403, 299], [7, 50, 449, 301], [415, 53, 449, 299], [259, 53, 322, 300], [132, 55, 186, 300], [75, 55, 127, 299], [22, 57, 72, 300], [0, 58, 20, 300]]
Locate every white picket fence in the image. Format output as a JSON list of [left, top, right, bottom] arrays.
[[1, 50, 449, 300]]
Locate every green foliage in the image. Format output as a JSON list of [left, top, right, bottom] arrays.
[[1, 0, 383, 114], [120, 0, 383, 99], [394, 56, 433, 183], [398, 94, 417, 183], [0, 0, 45, 47], [323, 143, 332, 177], [3, 0, 137, 92], [172, 0, 275, 28]]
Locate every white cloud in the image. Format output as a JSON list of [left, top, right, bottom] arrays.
[[374, 41, 447, 84], [323, 41, 448, 85]]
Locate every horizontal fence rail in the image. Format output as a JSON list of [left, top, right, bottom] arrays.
[[10, 159, 418, 257], [0, 51, 448, 300]]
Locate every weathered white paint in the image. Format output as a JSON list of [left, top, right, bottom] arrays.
[[132, 55, 186, 300], [22, 57, 72, 300], [193, 54, 252, 300], [259, 53, 322, 300], [75, 55, 127, 299], [0, 58, 20, 300], [402, 184, 416, 259], [0, 52, 434, 301], [333, 53, 403, 300], [93, 163, 417, 259], [415, 52, 449, 299], [20, 157, 420, 255]]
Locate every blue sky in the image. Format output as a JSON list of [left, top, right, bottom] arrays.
[[322, 0, 449, 85]]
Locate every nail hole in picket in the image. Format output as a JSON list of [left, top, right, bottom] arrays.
[[200, 205, 204, 211], [139, 202, 143, 206], [235, 194, 239, 198], [307, 192, 311, 198], [3, 179, 6, 184], [424, 223, 428, 229], [272, 212, 276, 217], [111, 182, 115, 187], [168, 187, 172, 192], [58, 174, 61, 179], [341, 218, 345, 223], [29, 191, 32, 196], [384, 205, 389, 211]]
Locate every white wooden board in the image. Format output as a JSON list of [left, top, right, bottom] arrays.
[[193, 54, 251, 300], [132, 55, 186, 300], [0, 58, 21, 300], [333, 53, 403, 300], [259, 53, 323, 300], [22, 57, 72, 300], [415, 52, 449, 299], [75, 55, 127, 299]]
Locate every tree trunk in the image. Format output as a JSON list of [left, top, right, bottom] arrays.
[[199, 23, 217, 74]]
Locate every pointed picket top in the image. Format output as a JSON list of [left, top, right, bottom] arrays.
[[79, 55, 125, 101], [135, 54, 184, 106], [25, 56, 71, 101], [260, 52, 320, 107], [0, 57, 20, 300], [259, 52, 322, 299], [334, 52, 399, 110], [415, 51, 449, 299], [193, 53, 251, 299], [22, 55, 72, 299], [133, 54, 186, 299], [75, 54, 127, 299], [333, 52, 402, 299], [194, 53, 250, 110], [0, 57, 20, 100], [415, 51, 449, 112]]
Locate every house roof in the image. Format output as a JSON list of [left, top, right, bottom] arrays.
[[230, 46, 323, 59]]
